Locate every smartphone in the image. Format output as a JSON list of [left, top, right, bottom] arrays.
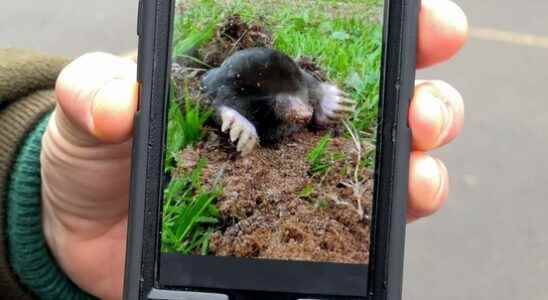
[[125, 0, 418, 299]]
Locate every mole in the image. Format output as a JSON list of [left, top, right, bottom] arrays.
[[201, 47, 355, 156]]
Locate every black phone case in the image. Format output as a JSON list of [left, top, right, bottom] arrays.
[[124, 0, 418, 299]]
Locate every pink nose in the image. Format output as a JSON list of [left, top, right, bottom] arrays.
[[287, 102, 313, 124]]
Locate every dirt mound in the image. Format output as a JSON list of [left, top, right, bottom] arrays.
[[200, 15, 274, 67], [178, 131, 373, 264], [171, 15, 275, 106], [172, 14, 322, 78], [297, 56, 329, 82]]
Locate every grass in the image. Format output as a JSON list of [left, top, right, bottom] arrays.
[[299, 184, 316, 199], [162, 77, 217, 255], [164, 0, 384, 255], [173, 0, 384, 133], [164, 81, 211, 172], [307, 135, 332, 177], [162, 159, 223, 254]]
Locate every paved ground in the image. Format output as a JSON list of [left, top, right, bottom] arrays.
[[406, 1, 548, 299], [2, 1, 548, 299], [1, 1, 137, 57]]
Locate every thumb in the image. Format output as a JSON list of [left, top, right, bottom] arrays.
[[55, 52, 138, 144]]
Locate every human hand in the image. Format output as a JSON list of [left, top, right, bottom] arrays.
[[407, 0, 468, 222], [40, 0, 467, 298]]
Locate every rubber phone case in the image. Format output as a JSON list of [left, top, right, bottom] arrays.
[[124, 0, 418, 299]]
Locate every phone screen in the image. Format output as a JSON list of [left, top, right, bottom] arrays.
[[159, 0, 384, 297]]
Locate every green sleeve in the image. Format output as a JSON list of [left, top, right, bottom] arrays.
[[0, 48, 70, 300], [7, 114, 95, 300]]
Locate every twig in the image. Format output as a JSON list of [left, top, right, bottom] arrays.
[[227, 29, 250, 54], [179, 54, 214, 69], [338, 121, 370, 220], [329, 194, 364, 220], [343, 120, 362, 183]]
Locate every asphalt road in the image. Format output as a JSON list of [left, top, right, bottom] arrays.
[[407, 1, 548, 299], [2, 1, 548, 299]]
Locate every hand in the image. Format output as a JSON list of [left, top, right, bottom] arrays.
[[40, 0, 468, 298], [407, 0, 468, 222]]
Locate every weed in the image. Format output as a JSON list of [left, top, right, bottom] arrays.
[[173, 24, 217, 58], [299, 185, 316, 199], [162, 159, 222, 254], [162, 80, 222, 254], [307, 135, 332, 177], [165, 81, 211, 173], [314, 198, 330, 210]]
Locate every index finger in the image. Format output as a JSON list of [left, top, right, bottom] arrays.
[[417, 0, 469, 69]]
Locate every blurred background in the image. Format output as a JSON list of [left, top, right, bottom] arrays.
[[2, 0, 547, 299]]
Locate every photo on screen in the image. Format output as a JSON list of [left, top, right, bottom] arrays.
[[161, 0, 384, 267]]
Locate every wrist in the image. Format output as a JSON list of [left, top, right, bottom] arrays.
[[6, 114, 94, 300]]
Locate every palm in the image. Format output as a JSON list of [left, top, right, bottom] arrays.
[[41, 109, 131, 300]]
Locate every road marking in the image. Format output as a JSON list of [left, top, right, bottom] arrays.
[[471, 27, 548, 49]]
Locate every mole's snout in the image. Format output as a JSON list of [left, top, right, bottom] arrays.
[[278, 95, 314, 125]]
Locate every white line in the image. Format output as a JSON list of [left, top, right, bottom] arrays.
[[471, 27, 548, 49]]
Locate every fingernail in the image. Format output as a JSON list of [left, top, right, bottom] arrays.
[[436, 97, 453, 147], [420, 156, 442, 189], [421, 85, 453, 146], [409, 154, 444, 217]]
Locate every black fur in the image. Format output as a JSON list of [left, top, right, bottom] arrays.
[[201, 48, 324, 143]]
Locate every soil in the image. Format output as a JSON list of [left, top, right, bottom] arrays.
[[171, 14, 374, 264], [200, 15, 274, 68], [177, 131, 373, 264], [171, 15, 275, 107], [171, 14, 323, 90]]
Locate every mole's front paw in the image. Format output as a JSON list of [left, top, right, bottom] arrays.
[[314, 83, 355, 126], [219, 106, 259, 156]]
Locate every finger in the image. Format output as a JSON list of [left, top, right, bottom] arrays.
[[55, 52, 138, 144], [92, 79, 138, 143], [122, 49, 138, 62], [407, 152, 449, 222], [417, 0, 469, 68], [409, 80, 464, 151]]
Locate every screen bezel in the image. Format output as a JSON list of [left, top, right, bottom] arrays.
[[125, 0, 417, 298]]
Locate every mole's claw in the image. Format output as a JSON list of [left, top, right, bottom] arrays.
[[237, 131, 259, 156], [222, 119, 232, 132], [334, 102, 356, 113], [237, 130, 251, 152], [219, 106, 258, 155], [241, 136, 257, 157], [220, 107, 235, 132], [230, 124, 243, 142], [237, 128, 258, 155], [340, 98, 356, 106], [314, 83, 355, 126], [334, 104, 355, 114]]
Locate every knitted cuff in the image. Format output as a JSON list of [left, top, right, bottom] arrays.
[[7, 115, 95, 300], [0, 90, 56, 300]]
